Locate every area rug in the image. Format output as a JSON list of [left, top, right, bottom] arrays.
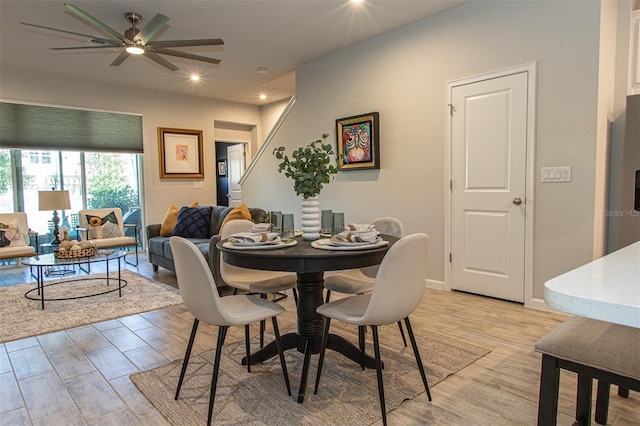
[[0, 270, 182, 343], [131, 324, 490, 425]]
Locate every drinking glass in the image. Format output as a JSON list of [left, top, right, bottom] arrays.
[[332, 212, 345, 235], [269, 211, 282, 234], [281, 213, 295, 242], [320, 210, 333, 237]]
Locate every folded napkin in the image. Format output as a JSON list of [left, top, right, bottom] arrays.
[[250, 223, 272, 233], [228, 232, 281, 244], [345, 223, 376, 233], [336, 229, 380, 243]]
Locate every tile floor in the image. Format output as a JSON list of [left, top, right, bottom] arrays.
[[1, 253, 638, 425], [0, 254, 185, 425]]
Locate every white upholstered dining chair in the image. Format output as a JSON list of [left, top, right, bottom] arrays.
[[314, 233, 432, 426], [218, 219, 298, 347], [170, 236, 291, 426], [322, 217, 408, 346]]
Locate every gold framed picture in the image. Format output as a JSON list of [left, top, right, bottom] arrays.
[[158, 127, 204, 179]]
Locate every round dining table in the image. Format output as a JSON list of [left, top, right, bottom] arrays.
[[217, 234, 399, 403]]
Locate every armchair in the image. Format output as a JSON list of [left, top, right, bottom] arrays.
[[0, 212, 38, 264], [76, 207, 139, 266]]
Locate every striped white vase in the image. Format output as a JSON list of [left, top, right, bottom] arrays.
[[300, 195, 320, 240]]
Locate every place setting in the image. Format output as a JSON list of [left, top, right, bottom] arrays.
[[222, 214, 298, 250], [312, 220, 390, 251]]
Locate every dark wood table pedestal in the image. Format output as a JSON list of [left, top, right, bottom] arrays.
[[219, 236, 397, 403], [240, 271, 377, 403]]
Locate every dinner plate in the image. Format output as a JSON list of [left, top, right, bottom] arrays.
[[311, 238, 388, 251], [228, 239, 281, 246], [329, 236, 382, 247], [223, 240, 297, 250]]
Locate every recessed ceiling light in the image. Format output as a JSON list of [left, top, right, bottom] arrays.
[[257, 67, 268, 74], [190, 74, 201, 81], [259, 94, 267, 100], [351, 0, 364, 4]]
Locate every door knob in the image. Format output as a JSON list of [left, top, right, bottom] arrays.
[[513, 197, 522, 206]]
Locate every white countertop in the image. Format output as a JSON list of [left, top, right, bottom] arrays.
[[544, 241, 640, 328]]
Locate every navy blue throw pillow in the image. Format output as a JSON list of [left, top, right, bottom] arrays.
[[172, 206, 213, 239]]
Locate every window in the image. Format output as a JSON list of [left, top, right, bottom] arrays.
[[2, 149, 144, 245]]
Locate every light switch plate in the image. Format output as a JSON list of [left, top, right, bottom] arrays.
[[541, 166, 571, 183], [193, 181, 203, 189]]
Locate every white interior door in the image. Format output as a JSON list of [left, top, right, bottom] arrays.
[[227, 144, 245, 207], [450, 72, 528, 302]]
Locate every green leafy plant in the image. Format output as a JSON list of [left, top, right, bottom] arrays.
[[273, 133, 338, 199]]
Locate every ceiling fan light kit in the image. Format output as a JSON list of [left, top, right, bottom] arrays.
[[22, 3, 224, 71], [126, 45, 145, 55]]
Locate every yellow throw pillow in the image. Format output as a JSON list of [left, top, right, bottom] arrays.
[[160, 202, 198, 236], [220, 203, 252, 230]]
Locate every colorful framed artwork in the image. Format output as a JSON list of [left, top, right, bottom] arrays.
[[158, 127, 204, 179], [218, 160, 227, 176], [335, 112, 380, 170]]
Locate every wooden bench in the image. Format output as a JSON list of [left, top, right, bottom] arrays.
[[535, 316, 640, 425]]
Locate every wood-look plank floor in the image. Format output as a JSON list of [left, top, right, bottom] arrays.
[[0, 256, 638, 425]]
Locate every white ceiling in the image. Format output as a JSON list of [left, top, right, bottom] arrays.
[[0, 0, 468, 105]]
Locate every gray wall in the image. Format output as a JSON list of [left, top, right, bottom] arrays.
[[242, 0, 608, 302], [0, 69, 262, 227]]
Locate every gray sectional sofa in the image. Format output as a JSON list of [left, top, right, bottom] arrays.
[[146, 205, 266, 281]]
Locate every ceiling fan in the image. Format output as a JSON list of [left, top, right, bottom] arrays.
[[21, 3, 224, 71]]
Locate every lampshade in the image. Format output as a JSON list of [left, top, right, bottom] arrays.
[[38, 190, 71, 211]]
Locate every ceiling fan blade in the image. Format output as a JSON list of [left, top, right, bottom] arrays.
[[110, 50, 130, 67], [147, 38, 224, 48], [64, 3, 131, 44], [152, 48, 221, 64], [134, 13, 169, 45], [145, 52, 179, 71], [21, 22, 117, 45], [51, 45, 121, 50]]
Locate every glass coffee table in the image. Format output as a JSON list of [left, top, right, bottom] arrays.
[[23, 250, 127, 309]]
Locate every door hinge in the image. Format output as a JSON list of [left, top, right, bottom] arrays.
[[449, 253, 452, 263], [448, 104, 456, 116]]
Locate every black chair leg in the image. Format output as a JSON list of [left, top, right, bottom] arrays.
[[208, 326, 228, 426], [175, 318, 199, 400], [537, 354, 560, 426], [292, 287, 299, 305], [359, 326, 366, 371], [272, 316, 291, 396], [595, 381, 610, 425], [576, 374, 592, 426], [232, 288, 239, 295], [314, 317, 332, 394], [404, 317, 431, 400], [371, 325, 387, 426], [244, 324, 251, 373], [325, 289, 332, 304], [397, 321, 408, 347]]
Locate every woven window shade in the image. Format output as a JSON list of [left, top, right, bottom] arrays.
[[0, 102, 143, 153]]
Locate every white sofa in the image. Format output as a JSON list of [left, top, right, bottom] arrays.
[[0, 212, 37, 263], [77, 207, 139, 265]]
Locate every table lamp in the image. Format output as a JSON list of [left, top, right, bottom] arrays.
[[38, 189, 71, 244]]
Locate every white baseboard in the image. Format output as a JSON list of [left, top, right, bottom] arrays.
[[425, 278, 446, 291], [527, 297, 557, 312]]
